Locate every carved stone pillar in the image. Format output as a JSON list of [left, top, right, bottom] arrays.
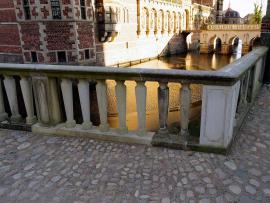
[[158, 82, 169, 134], [78, 79, 92, 130], [135, 81, 147, 136], [20, 77, 36, 124], [61, 78, 76, 128], [180, 84, 191, 142], [0, 79, 7, 121], [115, 80, 128, 134], [3, 76, 21, 122], [96, 80, 109, 132], [32, 76, 62, 126]]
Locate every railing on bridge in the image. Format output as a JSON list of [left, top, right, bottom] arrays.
[[205, 24, 261, 31], [0, 47, 268, 153]]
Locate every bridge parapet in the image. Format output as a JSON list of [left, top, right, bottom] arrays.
[[205, 24, 261, 31], [0, 47, 268, 153]]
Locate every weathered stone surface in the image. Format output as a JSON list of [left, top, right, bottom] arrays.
[[0, 86, 269, 202]]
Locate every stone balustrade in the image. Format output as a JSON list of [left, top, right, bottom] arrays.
[[206, 24, 261, 31], [0, 46, 268, 153]]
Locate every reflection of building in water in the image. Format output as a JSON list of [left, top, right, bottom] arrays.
[[1, 0, 216, 66]]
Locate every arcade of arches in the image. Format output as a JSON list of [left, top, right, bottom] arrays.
[[200, 25, 261, 54]]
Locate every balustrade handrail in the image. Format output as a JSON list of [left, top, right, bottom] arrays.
[[0, 46, 268, 86]]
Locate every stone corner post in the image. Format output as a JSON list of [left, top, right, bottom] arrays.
[[199, 82, 240, 148]]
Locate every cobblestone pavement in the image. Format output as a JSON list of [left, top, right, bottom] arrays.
[[0, 86, 270, 203]]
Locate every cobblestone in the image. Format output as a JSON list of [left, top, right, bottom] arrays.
[[0, 86, 270, 202]]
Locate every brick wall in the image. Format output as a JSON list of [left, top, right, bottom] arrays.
[[0, 0, 23, 63]]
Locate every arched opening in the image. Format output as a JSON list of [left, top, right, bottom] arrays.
[[250, 37, 261, 50], [186, 32, 199, 51], [182, 11, 186, 31], [229, 36, 242, 55], [141, 7, 150, 34], [178, 12, 181, 32], [232, 37, 242, 55], [185, 9, 190, 30], [151, 9, 158, 34], [166, 11, 171, 33], [172, 12, 177, 33], [158, 10, 164, 34], [209, 36, 222, 54]]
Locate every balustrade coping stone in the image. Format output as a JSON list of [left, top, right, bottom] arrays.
[[0, 47, 268, 86]]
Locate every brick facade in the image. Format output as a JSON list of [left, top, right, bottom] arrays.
[[0, 0, 23, 63], [192, 0, 214, 7], [0, 0, 213, 66]]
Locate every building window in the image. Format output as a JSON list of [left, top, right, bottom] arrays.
[[80, 0, 86, 20], [57, 51, 67, 63], [85, 49, 90, 60], [31, 52, 38, 62], [23, 0, 31, 20], [51, 0, 61, 19]]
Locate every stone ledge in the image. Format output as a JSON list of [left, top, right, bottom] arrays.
[[0, 119, 32, 132], [32, 123, 154, 146]]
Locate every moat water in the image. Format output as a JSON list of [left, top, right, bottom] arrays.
[[106, 52, 242, 132]]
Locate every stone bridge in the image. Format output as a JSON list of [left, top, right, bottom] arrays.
[[200, 24, 261, 54]]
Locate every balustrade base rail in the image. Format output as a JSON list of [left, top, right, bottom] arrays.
[[32, 123, 154, 146], [0, 120, 32, 132]]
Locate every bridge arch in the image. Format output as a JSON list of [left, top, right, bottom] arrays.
[[209, 36, 222, 53], [250, 37, 261, 50], [228, 36, 243, 54]]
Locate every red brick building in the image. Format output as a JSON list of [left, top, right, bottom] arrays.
[[0, 0, 214, 66], [0, 0, 96, 64], [0, 0, 23, 63], [192, 0, 214, 7]]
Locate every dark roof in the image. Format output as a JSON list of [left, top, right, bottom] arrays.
[[224, 7, 240, 18]]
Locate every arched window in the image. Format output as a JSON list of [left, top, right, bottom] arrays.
[[172, 12, 176, 33], [126, 9, 129, 23], [158, 10, 164, 33], [151, 9, 157, 33], [164, 11, 169, 31], [141, 8, 149, 33], [182, 11, 186, 30], [178, 13, 182, 31]]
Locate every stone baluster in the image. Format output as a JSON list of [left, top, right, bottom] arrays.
[[158, 82, 169, 134], [96, 80, 109, 132], [135, 81, 147, 136], [20, 77, 36, 124], [243, 70, 251, 103], [78, 79, 92, 130], [180, 83, 191, 142], [115, 80, 128, 134], [61, 78, 76, 128], [0, 79, 7, 121], [3, 76, 21, 122], [237, 76, 246, 113]]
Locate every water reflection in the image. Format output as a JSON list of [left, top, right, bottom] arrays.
[[107, 53, 242, 132]]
